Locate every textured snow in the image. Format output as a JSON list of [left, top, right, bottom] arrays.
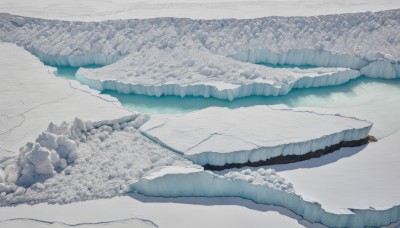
[[2, 10, 399, 62], [1, 10, 398, 99], [0, 114, 199, 204], [140, 105, 371, 166], [0, 42, 131, 158], [272, 129, 400, 213], [76, 47, 359, 100]]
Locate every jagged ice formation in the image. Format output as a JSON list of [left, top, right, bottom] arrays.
[[0, 10, 400, 99]]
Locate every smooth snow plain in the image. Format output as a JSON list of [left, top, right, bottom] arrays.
[[0, 0, 399, 21]]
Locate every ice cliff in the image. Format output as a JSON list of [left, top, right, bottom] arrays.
[[139, 106, 372, 167]]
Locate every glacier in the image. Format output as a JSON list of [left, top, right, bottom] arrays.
[[131, 166, 400, 228], [0, 10, 400, 100], [139, 105, 372, 168]]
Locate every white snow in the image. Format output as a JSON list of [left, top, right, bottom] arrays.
[[140, 105, 371, 166], [76, 47, 359, 100], [2, 10, 399, 63], [0, 218, 157, 228], [0, 42, 132, 158], [0, 195, 307, 228], [1, 1, 400, 227], [272, 129, 400, 213], [1, 10, 398, 99], [131, 162, 400, 227], [0, 0, 399, 21], [0, 116, 198, 204]]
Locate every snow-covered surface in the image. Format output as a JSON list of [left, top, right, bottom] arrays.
[[1, 1, 400, 227], [0, 218, 157, 228], [76, 47, 360, 100], [140, 105, 371, 166], [0, 42, 131, 158], [0, 116, 198, 204], [0, 195, 308, 228], [272, 129, 400, 213], [0, 0, 399, 21], [1, 10, 399, 99], [132, 161, 400, 227], [1, 10, 400, 66]]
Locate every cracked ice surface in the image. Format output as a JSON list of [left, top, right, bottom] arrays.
[[0, 42, 131, 157], [0, 218, 157, 228], [131, 162, 400, 227], [139, 105, 371, 166], [272, 129, 400, 213]]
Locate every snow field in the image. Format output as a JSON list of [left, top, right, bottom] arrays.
[[1, 0, 400, 21]]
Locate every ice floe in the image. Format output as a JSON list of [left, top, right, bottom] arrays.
[[76, 47, 360, 100], [131, 164, 400, 227], [140, 105, 372, 167]]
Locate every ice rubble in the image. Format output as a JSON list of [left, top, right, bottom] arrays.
[[76, 47, 360, 100], [131, 166, 400, 228], [139, 105, 372, 167], [0, 10, 400, 99], [2, 10, 400, 63], [0, 113, 196, 204]]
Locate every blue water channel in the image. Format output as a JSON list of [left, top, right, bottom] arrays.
[[53, 64, 400, 138]]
